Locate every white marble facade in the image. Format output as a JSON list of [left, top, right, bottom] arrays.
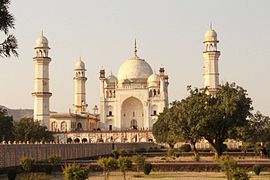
[[99, 41, 169, 130]]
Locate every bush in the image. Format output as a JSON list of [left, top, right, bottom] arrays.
[[179, 144, 191, 152], [112, 150, 120, 159], [20, 157, 35, 172], [97, 157, 118, 180], [119, 149, 127, 157], [167, 148, 176, 157], [143, 163, 152, 175], [253, 164, 262, 175], [232, 168, 250, 180], [219, 155, 237, 180], [62, 163, 90, 180], [7, 169, 16, 180], [118, 156, 132, 179], [193, 154, 200, 162]]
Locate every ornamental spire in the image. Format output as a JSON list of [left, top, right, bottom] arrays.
[[134, 39, 138, 57]]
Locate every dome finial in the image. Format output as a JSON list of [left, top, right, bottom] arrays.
[[209, 22, 212, 30], [41, 30, 44, 36], [134, 38, 138, 57]]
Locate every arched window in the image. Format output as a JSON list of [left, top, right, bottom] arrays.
[[149, 90, 152, 97], [153, 89, 156, 96], [130, 119, 137, 129], [76, 123, 82, 131], [60, 121, 67, 131], [51, 121, 58, 131]]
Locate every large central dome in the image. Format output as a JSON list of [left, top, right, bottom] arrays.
[[118, 55, 153, 81], [118, 40, 153, 81]]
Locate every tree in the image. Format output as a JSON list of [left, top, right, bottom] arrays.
[[48, 155, 61, 175], [62, 163, 90, 180], [0, 0, 18, 57], [239, 111, 270, 143], [118, 156, 132, 180], [0, 107, 14, 141], [200, 83, 252, 158], [171, 87, 207, 155], [20, 157, 35, 172], [97, 157, 118, 180], [13, 118, 54, 142], [152, 107, 182, 148]]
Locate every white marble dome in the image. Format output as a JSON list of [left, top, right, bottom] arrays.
[[148, 73, 160, 87], [35, 34, 49, 48], [118, 56, 153, 81], [75, 59, 85, 70], [107, 74, 117, 84], [204, 27, 217, 42]]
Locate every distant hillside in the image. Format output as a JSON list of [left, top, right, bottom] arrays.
[[0, 105, 33, 122]]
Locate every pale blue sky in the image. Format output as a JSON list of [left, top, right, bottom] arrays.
[[1, 0, 270, 115]]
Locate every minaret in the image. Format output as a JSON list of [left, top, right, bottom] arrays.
[[203, 25, 220, 93], [73, 58, 88, 114], [99, 67, 106, 128], [32, 32, 52, 127]]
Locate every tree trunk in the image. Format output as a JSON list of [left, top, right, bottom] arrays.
[[123, 171, 126, 180], [191, 142, 198, 156], [169, 143, 175, 149]]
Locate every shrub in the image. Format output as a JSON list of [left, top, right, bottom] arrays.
[[97, 157, 118, 180], [219, 155, 237, 180], [118, 156, 132, 180], [62, 163, 90, 180], [232, 168, 250, 180], [119, 149, 127, 157], [253, 164, 262, 175], [179, 144, 191, 152], [20, 157, 35, 172], [143, 163, 152, 175], [48, 155, 61, 166], [167, 148, 176, 157], [7, 169, 16, 180], [112, 150, 120, 159], [193, 154, 200, 162]]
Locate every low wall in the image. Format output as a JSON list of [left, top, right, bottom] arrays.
[[0, 142, 155, 168]]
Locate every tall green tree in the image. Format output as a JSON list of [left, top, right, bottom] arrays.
[[0, 107, 14, 141], [239, 111, 270, 143], [152, 107, 182, 148], [172, 87, 207, 155], [13, 118, 54, 142], [0, 0, 18, 57], [199, 83, 252, 158]]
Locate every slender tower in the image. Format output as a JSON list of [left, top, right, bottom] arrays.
[[73, 58, 88, 114], [203, 25, 220, 94], [99, 67, 106, 128], [32, 32, 52, 127]]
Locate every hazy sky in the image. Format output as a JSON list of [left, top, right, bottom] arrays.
[[1, 0, 270, 116]]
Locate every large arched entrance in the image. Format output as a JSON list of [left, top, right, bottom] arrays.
[[121, 97, 144, 129]]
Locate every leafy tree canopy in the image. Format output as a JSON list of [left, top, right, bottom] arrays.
[[0, 107, 14, 141], [13, 118, 54, 142], [0, 0, 18, 57], [152, 107, 182, 148]]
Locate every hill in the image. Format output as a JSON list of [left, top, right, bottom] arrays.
[[0, 105, 33, 122]]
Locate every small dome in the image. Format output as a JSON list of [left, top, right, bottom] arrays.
[[107, 74, 117, 84], [118, 56, 153, 81], [75, 59, 85, 70], [204, 27, 217, 42], [35, 33, 49, 48], [148, 73, 160, 87]]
